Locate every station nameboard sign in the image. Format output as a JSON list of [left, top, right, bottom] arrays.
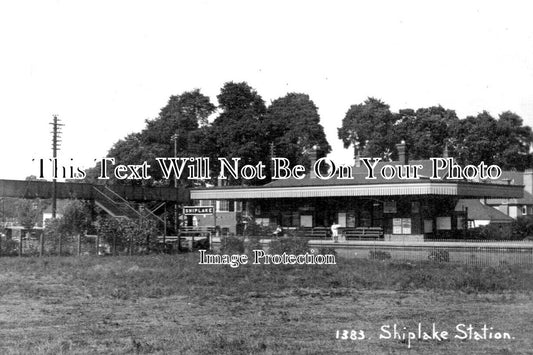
[[183, 206, 214, 215]]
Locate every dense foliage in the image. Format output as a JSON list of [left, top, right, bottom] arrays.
[[88, 82, 331, 186], [95, 216, 159, 254], [338, 97, 533, 169]]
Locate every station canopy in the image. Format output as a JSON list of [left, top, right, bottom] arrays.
[[191, 160, 523, 200]]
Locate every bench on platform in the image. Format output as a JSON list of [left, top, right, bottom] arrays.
[[303, 227, 329, 239], [344, 227, 384, 240]]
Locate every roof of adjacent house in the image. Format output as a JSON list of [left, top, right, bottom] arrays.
[[455, 199, 515, 223], [485, 171, 533, 205]]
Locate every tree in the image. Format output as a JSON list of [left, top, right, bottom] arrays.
[[338, 98, 397, 158], [142, 89, 216, 150], [87, 89, 216, 185], [60, 200, 92, 236], [203, 82, 268, 184], [16, 199, 43, 233], [449, 111, 533, 170], [205, 84, 333, 184], [393, 106, 459, 160], [493, 111, 533, 170], [44, 200, 92, 255], [263, 93, 331, 169], [217, 82, 266, 114], [448, 111, 499, 165], [0, 197, 19, 222], [88, 84, 335, 186], [338, 99, 533, 171]]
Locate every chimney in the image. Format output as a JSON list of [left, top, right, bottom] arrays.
[[269, 142, 276, 177], [443, 142, 449, 158], [524, 169, 533, 194], [309, 145, 319, 179], [396, 140, 407, 165], [354, 141, 361, 167], [217, 178, 228, 187]]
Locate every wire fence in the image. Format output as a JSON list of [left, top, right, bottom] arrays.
[[0, 235, 162, 257], [0, 235, 96, 257], [309, 239, 533, 266], [3, 233, 533, 267]]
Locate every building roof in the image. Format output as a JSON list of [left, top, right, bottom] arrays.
[[455, 199, 514, 223], [264, 159, 436, 187], [191, 159, 524, 200]]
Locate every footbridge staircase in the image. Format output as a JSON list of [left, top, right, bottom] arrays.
[[93, 185, 165, 224]]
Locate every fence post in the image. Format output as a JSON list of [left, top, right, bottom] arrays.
[[58, 234, 62, 256], [113, 234, 117, 256], [40, 232, 44, 257], [18, 233, 22, 257], [77, 234, 81, 256], [129, 232, 133, 256], [96, 234, 100, 256]]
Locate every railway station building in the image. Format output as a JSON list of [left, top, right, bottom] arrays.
[[190, 145, 523, 241]]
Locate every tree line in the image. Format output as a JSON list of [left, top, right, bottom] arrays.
[[86, 82, 330, 185], [338, 98, 533, 170], [86, 83, 533, 186]]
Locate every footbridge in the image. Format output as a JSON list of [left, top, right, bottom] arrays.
[[0, 179, 189, 202], [0, 179, 190, 221]]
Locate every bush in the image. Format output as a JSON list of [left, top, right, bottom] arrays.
[[244, 234, 263, 257], [466, 223, 514, 240], [428, 249, 450, 262], [315, 247, 337, 257], [511, 215, 533, 239], [369, 250, 391, 260], [243, 222, 274, 237], [268, 237, 309, 255], [220, 236, 245, 254], [0, 239, 19, 256], [95, 216, 160, 255]]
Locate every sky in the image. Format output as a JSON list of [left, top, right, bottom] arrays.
[[1, 0, 532, 180]]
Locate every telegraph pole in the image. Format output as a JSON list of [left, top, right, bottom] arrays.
[[171, 132, 179, 234], [50, 115, 63, 218]]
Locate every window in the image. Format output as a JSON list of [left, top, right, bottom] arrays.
[[234, 201, 243, 212], [436, 217, 452, 230], [522, 206, 527, 215], [255, 218, 270, 226], [300, 215, 313, 227], [281, 211, 300, 227], [424, 219, 433, 233], [347, 211, 356, 228], [337, 212, 346, 227], [383, 201, 397, 213], [217, 200, 230, 212], [457, 216, 464, 230], [360, 211, 371, 227], [199, 200, 214, 207]]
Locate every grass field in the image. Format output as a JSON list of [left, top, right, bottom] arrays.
[[0, 253, 532, 354]]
